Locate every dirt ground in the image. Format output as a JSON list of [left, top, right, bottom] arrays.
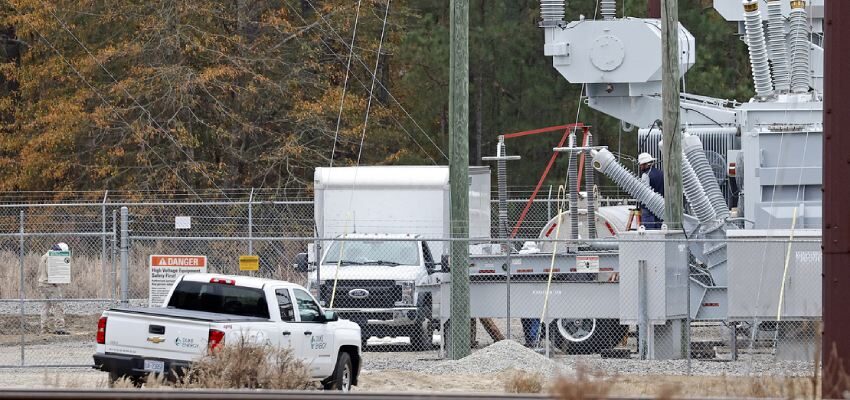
[[0, 368, 818, 398]]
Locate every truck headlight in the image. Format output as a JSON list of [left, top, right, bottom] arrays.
[[396, 280, 415, 306]]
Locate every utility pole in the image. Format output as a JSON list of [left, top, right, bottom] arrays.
[[660, 0, 683, 230], [448, 0, 471, 360], [823, 1, 850, 397]]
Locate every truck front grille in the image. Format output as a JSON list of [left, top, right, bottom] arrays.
[[320, 280, 401, 309]]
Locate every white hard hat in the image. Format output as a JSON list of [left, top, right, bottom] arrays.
[[637, 153, 656, 165], [52, 242, 69, 252]]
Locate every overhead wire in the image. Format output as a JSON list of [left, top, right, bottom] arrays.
[[281, 2, 438, 165], [300, 0, 447, 162], [355, 0, 392, 167], [330, 0, 364, 168]]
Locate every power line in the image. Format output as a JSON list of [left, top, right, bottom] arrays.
[[330, 0, 364, 168], [356, 0, 392, 166], [301, 0, 448, 161], [281, 1, 438, 165]]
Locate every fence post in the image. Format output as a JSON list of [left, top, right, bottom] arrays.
[[112, 209, 117, 302], [19, 210, 25, 366], [685, 249, 692, 374], [730, 321, 738, 361], [101, 191, 108, 298], [638, 259, 648, 360], [120, 207, 129, 304], [248, 188, 254, 255]]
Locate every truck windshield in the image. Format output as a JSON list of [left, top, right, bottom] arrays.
[[322, 240, 419, 266], [167, 280, 270, 319]]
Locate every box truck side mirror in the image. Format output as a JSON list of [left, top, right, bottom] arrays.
[[426, 254, 450, 274]]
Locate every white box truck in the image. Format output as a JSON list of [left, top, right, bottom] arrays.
[[300, 166, 490, 349]]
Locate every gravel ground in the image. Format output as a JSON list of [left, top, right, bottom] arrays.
[[0, 299, 146, 316]]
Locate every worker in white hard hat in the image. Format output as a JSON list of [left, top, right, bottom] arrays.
[[638, 153, 664, 230], [37, 242, 69, 335]]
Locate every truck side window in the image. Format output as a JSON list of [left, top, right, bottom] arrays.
[[276, 289, 295, 322], [422, 242, 435, 266], [293, 289, 322, 322]]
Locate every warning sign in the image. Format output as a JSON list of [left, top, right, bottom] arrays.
[[575, 255, 600, 272], [149, 255, 207, 307], [47, 250, 71, 284], [239, 255, 259, 271]]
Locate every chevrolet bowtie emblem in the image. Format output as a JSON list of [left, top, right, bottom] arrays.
[[147, 336, 166, 344]]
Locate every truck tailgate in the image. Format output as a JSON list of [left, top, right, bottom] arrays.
[[103, 307, 267, 361]]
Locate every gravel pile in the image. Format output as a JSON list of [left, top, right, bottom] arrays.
[[422, 340, 570, 377]]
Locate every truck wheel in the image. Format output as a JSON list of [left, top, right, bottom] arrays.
[[324, 351, 353, 392], [410, 300, 434, 351], [550, 319, 626, 354]]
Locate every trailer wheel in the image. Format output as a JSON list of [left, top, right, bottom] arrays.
[[550, 319, 626, 354]]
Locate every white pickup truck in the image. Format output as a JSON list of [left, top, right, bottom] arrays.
[[92, 274, 362, 391]]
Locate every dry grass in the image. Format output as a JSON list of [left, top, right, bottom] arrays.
[[0, 240, 308, 301], [545, 366, 821, 399], [107, 338, 313, 390], [0, 251, 121, 300], [549, 366, 614, 400], [547, 372, 818, 399], [503, 370, 544, 394]]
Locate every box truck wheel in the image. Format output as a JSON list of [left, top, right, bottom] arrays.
[[410, 297, 434, 350], [550, 319, 626, 354]]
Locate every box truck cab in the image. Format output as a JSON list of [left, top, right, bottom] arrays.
[[306, 233, 444, 349], [305, 166, 490, 349]]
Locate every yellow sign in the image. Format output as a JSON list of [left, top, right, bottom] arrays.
[[239, 255, 259, 271], [146, 336, 165, 344]]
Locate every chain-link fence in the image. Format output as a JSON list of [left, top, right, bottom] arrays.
[[0, 195, 821, 382]]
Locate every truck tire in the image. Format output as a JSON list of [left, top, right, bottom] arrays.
[[324, 351, 353, 391], [550, 318, 627, 354], [410, 299, 434, 351]]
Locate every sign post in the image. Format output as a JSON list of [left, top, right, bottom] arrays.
[[149, 255, 207, 307]]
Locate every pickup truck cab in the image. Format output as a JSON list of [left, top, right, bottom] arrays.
[[303, 233, 445, 350], [93, 274, 362, 391]]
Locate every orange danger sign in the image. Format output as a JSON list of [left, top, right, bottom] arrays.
[[150, 255, 207, 268]]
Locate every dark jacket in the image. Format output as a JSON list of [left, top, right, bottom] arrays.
[[645, 167, 664, 196]]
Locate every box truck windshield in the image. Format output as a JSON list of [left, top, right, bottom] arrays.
[[323, 240, 419, 266]]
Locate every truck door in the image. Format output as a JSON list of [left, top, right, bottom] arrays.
[[275, 288, 297, 351], [291, 288, 335, 377]]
